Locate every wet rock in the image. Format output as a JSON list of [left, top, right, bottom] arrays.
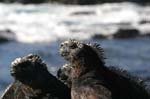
[[0, 29, 15, 43], [145, 33, 150, 37], [0, 0, 14, 3], [1, 81, 27, 99], [113, 28, 140, 39], [49, 0, 100, 5], [0, 0, 150, 4], [92, 34, 106, 39], [16, 0, 47, 4], [139, 20, 150, 24], [0, 0, 47, 3], [141, 33, 150, 38], [51, 0, 150, 5], [70, 11, 96, 16], [0, 38, 9, 43]]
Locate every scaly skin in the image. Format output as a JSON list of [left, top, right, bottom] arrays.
[[57, 64, 72, 88], [59, 39, 150, 99], [1, 54, 71, 99]]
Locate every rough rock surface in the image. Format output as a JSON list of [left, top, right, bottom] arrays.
[[0, 0, 150, 4], [113, 28, 140, 39], [0, 29, 15, 43]]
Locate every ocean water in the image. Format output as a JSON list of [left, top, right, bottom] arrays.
[[0, 2, 150, 95], [0, 2, 150, 43]]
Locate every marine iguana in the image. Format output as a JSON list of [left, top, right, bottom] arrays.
[[57, 64, 72, 88], [1, 54, 71, 99], [59, 39, 150, 99]]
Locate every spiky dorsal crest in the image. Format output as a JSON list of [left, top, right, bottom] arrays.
[[11, 54, 47, 70], [68, 39, 83, 48], [109, 66, 147, 91], [65, 39, 105, 63], [87, 43, 105, 62], [69, 39, 80, 44], [23, 54, 42, 63], [24, 54, 48, 70]]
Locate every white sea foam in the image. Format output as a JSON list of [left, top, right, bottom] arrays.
[[0, 2, 150, 43]]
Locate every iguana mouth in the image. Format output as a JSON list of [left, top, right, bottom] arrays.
[[10, 67, 17, 76], [57, 64, 72, 88], [59, 46, 71, 61], [59, 50, 70, 57]]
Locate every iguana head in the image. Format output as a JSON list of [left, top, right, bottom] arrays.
[[10, 54, 47, 86], [59, 39, 105, 69]]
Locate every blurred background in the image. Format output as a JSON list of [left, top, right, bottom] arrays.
[[0, 0, 150, 95]]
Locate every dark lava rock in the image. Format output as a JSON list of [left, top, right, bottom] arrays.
[[50, 0, 100, 5], [70, 11, 95, 16], [0, 0, 47, 4], [16, 0, 47, 4], [141, 33, 150, 38], [50, 0, 150, 5], [139, 20, 150, 24], [145, 33, 150, 37], [0, 29, 15, 43], [0, 0, 150, 4], [92, 34, 106, 39], [1, 81, 27, 99], [113, 28, 140, 39]]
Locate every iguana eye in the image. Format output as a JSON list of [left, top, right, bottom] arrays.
[[60, 43, 64, 47]]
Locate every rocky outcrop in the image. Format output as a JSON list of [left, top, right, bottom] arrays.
[[70, 11, 96, 16], [113, 28, 140, 39], [16, 0, 47, 4], [47, 0, 150, 5], [0, 0, 47, 4], [50, 0, 101, 5], [92, 34, 107, 39], [0, 0, 150, 4], [0, 29, 15, 43], [92, 28, 149, 39], [139, 20, 150, 24]]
